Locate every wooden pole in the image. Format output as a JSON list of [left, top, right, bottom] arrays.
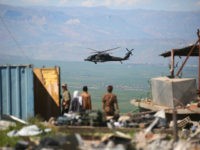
[[170, 49, 175, 78], [172, 92, 178, 142], [197, 29, 200, 94], [199, 44, 200, 94], [173, 107, 178, 142]]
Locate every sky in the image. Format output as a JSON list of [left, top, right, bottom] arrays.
[[0, 0, 199, 63], [1, 0, 200, 11]]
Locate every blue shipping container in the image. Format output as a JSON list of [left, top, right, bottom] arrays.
[[0, 65, 34, 120]]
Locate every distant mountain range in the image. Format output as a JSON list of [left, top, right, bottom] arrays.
[[0, 4, 199, 64]]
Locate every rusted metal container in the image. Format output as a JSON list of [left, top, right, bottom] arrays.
[[0, 64, 34, 120], [33, 67, 60, 120]]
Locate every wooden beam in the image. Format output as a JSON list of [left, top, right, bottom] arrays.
[[176, 40, 198, 77]]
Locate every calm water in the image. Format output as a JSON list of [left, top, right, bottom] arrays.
[[35, 61, 198, 113]]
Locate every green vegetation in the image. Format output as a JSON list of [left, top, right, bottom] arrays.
[[0, 129, 20, 147], [0, 123, 22, 147]]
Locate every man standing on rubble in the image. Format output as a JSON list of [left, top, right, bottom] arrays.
[[102, 85, 119, 117], [61, 83, 71, 115], [81, 86, 92, 111]]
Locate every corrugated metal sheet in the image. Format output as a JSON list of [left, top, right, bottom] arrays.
[[33, 67, 60, 120], [0, 64, 34, 120]]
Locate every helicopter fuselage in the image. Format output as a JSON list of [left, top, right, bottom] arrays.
[[84, 51, 133, 64]]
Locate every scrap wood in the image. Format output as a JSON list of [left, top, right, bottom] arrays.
[[177, 116, 191, 128]]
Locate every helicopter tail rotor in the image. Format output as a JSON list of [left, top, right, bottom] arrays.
[[126, 48, 134, 55]]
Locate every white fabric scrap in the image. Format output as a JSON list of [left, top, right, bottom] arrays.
[[17, 125, 42, 136], [7, 125, 51, 137]]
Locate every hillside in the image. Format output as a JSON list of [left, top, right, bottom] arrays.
[[0, 4, 199, 64]]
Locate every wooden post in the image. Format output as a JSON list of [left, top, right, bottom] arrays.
[[170, 49, 175, 78], [198, 49, 200, 95], [172, 95, 178, 142], [173, 107, 178, 142], [176, 40, 198, 77], [197, 29, 200, 94]]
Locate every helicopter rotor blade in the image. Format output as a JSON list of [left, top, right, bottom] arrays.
[[87, 48, 100, 52], [87, 47, 121, 54], [101, 47, 121, 53]]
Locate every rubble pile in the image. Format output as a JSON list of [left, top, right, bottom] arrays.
[[1, 110, 200, 150]]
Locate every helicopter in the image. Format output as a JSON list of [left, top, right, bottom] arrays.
[[84, 47, 134, 64]]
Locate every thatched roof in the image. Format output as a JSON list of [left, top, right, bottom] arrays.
[[160, 44, 199, 57]]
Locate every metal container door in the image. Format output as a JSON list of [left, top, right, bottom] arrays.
[[33, 67, 60, 120]]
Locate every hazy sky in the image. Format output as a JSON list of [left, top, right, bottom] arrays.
[[1, 0, 200, 11]]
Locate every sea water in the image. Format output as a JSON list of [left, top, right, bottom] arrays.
[[38, 61, 197, 113]]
